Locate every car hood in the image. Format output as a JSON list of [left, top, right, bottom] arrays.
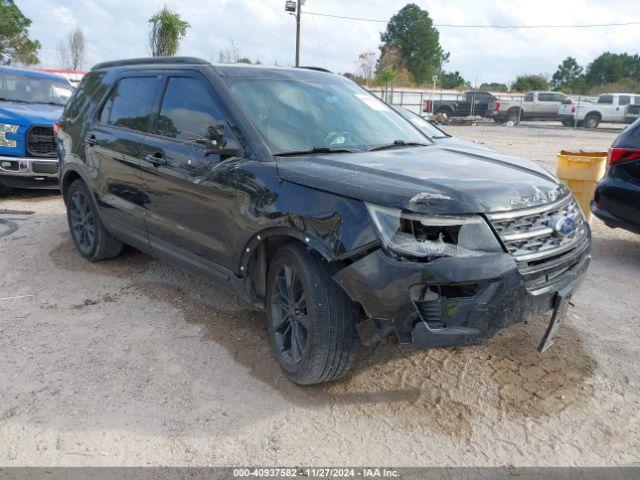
[[276, 145, 568, 215], [0, 101, 63, 125], [433, 136, 497, 152]]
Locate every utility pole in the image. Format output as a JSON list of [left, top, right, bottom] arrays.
[[285, 0, 303, 67], [295, 0, 302, 67]]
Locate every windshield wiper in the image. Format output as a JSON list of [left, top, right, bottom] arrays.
[[0, 97, 31, 104], [367, 140, 430, 152], [273, 146, 361, 157]]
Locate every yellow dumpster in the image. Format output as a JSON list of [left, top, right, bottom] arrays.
[[556, 150, 608, 222]]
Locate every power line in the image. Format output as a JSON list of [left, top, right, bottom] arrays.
[[303, 11, 640, 29]]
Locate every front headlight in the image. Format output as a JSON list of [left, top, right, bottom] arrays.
[[0, 123, 19, 148], [366, 203, 503, 259]]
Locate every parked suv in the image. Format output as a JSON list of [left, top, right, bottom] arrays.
[[592, 118, 640, 233], [0, 66, 74, 192], [58, 58, 591, 385]]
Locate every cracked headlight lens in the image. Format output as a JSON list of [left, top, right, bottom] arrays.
[[0, 123, 19, 148], [366, 203, 503, 259]]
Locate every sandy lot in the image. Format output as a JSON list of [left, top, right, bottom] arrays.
[[0, 124, 639, 467]]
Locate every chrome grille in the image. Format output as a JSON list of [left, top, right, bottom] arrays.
[[487, 195, 587, 263]]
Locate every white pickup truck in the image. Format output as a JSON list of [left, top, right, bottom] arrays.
[[487, 91, 570, 124], [558, 93, 640, 128]]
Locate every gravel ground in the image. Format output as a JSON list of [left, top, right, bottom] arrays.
[[0, 124, 639, 467]]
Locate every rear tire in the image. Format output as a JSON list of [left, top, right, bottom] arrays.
[[266, 243, 359, 385], [583, 114, 600, 129], [506, 109, 521, 124], [562, 119, 574, 127], [64, 179, 123, 262]]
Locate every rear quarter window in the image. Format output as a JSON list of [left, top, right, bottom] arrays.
[[100, 76, 158, 132]]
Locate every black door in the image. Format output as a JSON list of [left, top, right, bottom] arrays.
[[141, 72, 242, 276], [87, 73, 161, 248]]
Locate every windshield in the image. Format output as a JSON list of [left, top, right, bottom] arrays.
[[0, 72, 73, 106], [394, 106, 449, 139], [226, 76, 430, 153]]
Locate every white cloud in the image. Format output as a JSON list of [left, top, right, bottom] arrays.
[[19, 0, 640, 84], [52, 6, 75, 26]]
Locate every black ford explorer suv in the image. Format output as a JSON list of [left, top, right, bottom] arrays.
[[57, 58, 591, 385]]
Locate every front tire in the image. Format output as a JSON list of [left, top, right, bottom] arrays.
[[266, 243, 359, 385], [65, 179, 123, 261]]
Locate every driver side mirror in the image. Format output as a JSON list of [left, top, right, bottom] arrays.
[[203, 124, 243, 158]]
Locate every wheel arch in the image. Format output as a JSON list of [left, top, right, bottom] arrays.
[[436, 105, 455, 115], [585, 111, 602, 120], [240, 228, 334, 308]]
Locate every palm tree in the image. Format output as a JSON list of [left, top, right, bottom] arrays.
[[148, 6, 190, 57]]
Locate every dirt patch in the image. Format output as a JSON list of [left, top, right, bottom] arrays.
[[131, 279, 597, 441], [49, 238, 152, 278]]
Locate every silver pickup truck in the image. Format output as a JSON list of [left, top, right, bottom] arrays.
[[558, 93, 640, 128], [487, 91, 570, 124]]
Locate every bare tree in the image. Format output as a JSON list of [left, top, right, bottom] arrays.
[[357, 51, 376, 83], [57, 27, 85, 70], [217, 39, 240, 64]]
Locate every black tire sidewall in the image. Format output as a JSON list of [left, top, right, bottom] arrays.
[[65, 180, 99, 259], [265, 245, 332, 382], [584, 115, 599, 128]]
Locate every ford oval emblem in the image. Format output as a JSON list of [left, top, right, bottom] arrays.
[[553, 216, 576, 237]]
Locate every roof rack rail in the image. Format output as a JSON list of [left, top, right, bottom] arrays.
[[297, 66, 333, 74], [92, 56, 209, 71]]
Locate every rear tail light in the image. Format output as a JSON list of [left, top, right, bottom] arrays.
[[424, 100, 431, 112], [608, 147, 640, 165], [494, 101, 500, 112], [53, 120, 61, 137], [571, 106, 576, 113]]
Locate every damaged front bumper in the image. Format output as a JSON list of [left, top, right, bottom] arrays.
[[333, 239, 590, 349]]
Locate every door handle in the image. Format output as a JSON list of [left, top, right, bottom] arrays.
[[145, 152, 167, 167], [85, 134, 97, 147]]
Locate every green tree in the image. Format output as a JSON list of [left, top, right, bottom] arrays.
[[551, 56, 584, 91], [379, 3, 448, 84], [148, 6, 190, 57], [512, 74, 549, 92], [585, 52, 640, 87], [440, 71, 467, 89], [479, 82, 509, 92], [0, 0, 40, 65]]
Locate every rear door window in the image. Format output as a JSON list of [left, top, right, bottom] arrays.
[[619, 95, 631, 106], [100, 76, 159, 132], [598, 95, 614, 104], [524, 93, 534, 102], [156, 76, 224, 142]]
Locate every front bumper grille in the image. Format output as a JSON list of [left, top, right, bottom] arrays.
[[26, 125, 56, 158], [487, 195, 587, 262], [32, 161, 59, 174], [487, 195, 590, 290]]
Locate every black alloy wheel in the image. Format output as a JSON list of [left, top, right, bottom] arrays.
[[270, 261, 310, 366], [68, 189, 96, 254]]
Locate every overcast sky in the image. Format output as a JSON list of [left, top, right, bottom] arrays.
[[19, 0, 640, 84]]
